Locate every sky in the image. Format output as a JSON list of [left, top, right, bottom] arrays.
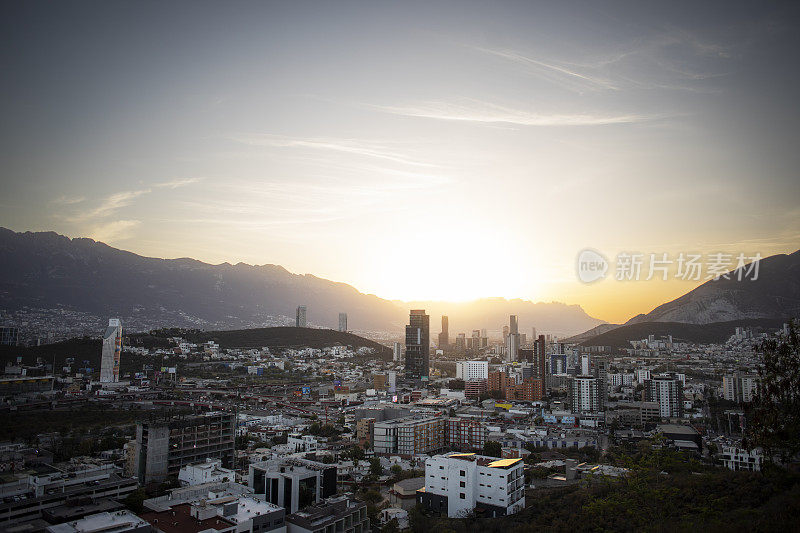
[[1, 1, 799, 324]]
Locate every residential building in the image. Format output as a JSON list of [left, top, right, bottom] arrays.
[[464, 379, 487, 399], [285, 496, 368, 533], [721, 446, 762, 472], [446, 418, 487, 451], [134, 411, 236, 484], [0, 463, 137, 525], [356, 418, 375, 445], [249, 457, 337, 514], [46, 510, 153, 533], [373, 416, 446, 457], [455, 361, 488, 381], [418, 453, 525, 518], [645, 374, 684, 418], [404, 310, 430, 381], [141, 481, 284, 533], [178, 459, 235, 486], [723, 373, 759, 403], [569, 376, 604, 413], [99, 319, 122, 383], [392, 342, 402, 363]]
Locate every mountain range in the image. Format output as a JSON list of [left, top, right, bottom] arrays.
[[564, 250, 800, 345], [0, 228, 604, 336]]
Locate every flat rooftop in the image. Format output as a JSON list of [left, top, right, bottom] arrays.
[[140, 503, 234, 533]]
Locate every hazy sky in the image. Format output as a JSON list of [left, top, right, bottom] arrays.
[[2, 1, 799, 323]]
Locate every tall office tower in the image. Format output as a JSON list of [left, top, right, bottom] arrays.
[[438, 315, 450, 348], [338, 312, 348, 332], [296, 306, 307, 327], [569, 376, 605, 413], [393, 342, 403, 362], [471, 330, 481, 350], [531, 327, 537, 341], [456, 333, 466, 351], [502, 325, 509, 338], [99, 319, 122, 383], [645, 373, 684, 418], [533, 335, 546, 379], [593, 356, 609, 404], [580, 354, 591, 376], [405, 310, 430, 381], [506, 315, 520, 362], [505, 332, 519, 362]]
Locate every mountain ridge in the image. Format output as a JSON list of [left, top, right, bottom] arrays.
[[0, 227, 604, 336]]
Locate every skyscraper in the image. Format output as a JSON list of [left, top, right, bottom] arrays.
[[405, 310, 430, 381], [296, 306, 307, 327], [506, 315, 520, 362], [533, 335, 546, 380], [338, 312, 347, 332], [438, 315, 449, 348], [393, 342, 403, 362], [99, 318, 122, 383]]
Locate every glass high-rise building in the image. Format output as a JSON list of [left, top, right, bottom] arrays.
[[405, 310, 430, 380], [296, 305, 307, 327], [99, 318, 122, 383], [438, 315, 449, 348]]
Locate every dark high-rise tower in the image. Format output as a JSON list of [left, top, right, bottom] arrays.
[[533, 334, 546, 380], [405, 310, 430, 380], [438, 315, 449, 348]]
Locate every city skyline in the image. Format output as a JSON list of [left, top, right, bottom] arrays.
[[2, 2, 799, 324]]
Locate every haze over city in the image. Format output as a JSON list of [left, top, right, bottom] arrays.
[[2, 1, 799, 323]]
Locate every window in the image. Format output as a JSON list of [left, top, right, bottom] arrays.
[[460, 493, 465, 499], [439, 465, 444, 469], [460, 481, 465, 488], [460, 470, 465, 476]]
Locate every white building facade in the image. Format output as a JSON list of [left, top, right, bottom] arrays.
[[419, 453, 524, 518]]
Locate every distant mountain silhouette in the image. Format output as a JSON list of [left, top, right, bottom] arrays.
[[0, 228, 604, 335], [579, 318, 787, 348], [626, 250, 800, 325]]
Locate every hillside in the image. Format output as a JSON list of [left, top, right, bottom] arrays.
[[579, 318, 786, 348], [627, 250, 800, 325], [0, 228, 605, 336], [0, 327, 391, 368]]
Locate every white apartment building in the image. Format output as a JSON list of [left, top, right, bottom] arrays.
[[455, 361, 488, 381], [419, 453, 525, 518], [721, 446, 762, 472], [178, 459, 235, 486], [569, 376, 604, 413], [723, 373, 759, 403]]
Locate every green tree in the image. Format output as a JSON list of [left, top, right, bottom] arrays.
[[483, 440, 502, 458], [369, 457, 384, 477], [746, 321, 800, 464]]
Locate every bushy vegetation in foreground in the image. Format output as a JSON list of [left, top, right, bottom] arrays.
[[407, 446, 800, 533]]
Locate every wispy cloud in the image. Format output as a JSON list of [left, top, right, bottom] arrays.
[[89, 219, 141, 242], [51, 195, 86, 205], [370, 98, 653, 127], [475, 47, 620, 92], [155, 177, 203, 189], [68, 189, 151, 222], [232, 134, 438, 168]]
